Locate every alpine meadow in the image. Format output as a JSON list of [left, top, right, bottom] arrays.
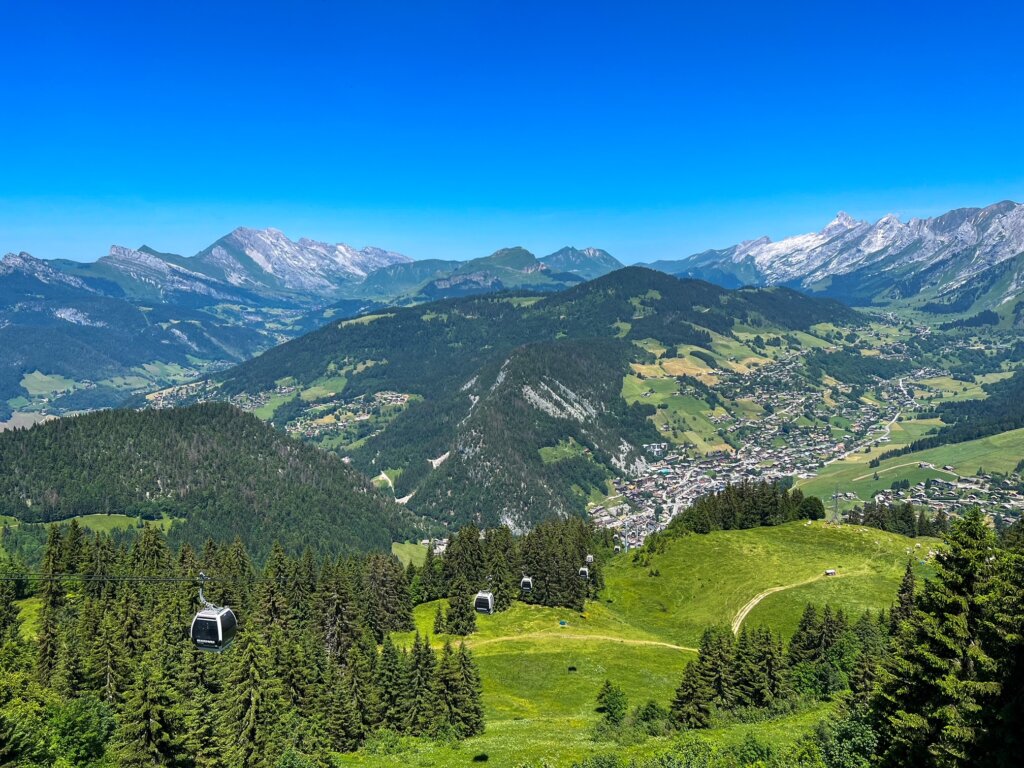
[[3, 3, 1024, 768]]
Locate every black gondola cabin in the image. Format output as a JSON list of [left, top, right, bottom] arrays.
[[579, 566, 589, 580], [520, 575, 533, 593], [474, 590, 495, 614], [191, 606, 237, 652]]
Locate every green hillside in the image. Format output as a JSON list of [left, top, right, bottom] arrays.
[[342, 521, 928, 767], [0, 403, 415, 560], [214, 268, 862, 528]]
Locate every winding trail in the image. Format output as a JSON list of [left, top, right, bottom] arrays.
[[731, 575, 840, 634], [470, 631, 698, 653]]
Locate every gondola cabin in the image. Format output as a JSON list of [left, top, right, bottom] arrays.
[[474, 590, 495, 614], [613, 545, 621, 554], [585, 554, 594, 564], [520, 576, 533, 593], [190, 606, 237, 652], [579, 566, 589, 580]]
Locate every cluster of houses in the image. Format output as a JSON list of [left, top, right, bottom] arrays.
[[870, 470, 1024, 525], [586, 352, 938, 546], [282, 391, 411, 441]]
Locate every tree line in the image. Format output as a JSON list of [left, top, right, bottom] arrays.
[[414, 517, 607, 622], [0, 522, 483, 768]]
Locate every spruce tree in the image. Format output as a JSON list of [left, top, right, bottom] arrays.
[[696, 626, 736, 708], [732, 626, 766, 708], [445, 578, 477, 636], [375, 634, 407, 730], [455, 641, 485, 737], [788, 603, 821, 666], [220, 632, 285, 768], [402, 633, 444, 737], [890, 560, 916, 634], [112, 652, 179, 767], [874, 508, 1001, 768], [433, 602, 446, 635], [671, 661, 713, 729], [36, 525, 65, 683]]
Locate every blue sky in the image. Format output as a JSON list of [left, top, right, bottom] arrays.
[[2, 1, 1023, 263]]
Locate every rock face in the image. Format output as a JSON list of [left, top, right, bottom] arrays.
[[650, 201, 1024, 308], [540, 246, 623, 280], [192, 227, 411, 296]]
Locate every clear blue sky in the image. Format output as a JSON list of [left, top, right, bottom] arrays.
[[2, 1, 1023, 263]]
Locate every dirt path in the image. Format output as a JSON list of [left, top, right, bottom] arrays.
[[376, 471, 394, 490], [731, 575, 832, 634], [470, 631, 698, 653], [852, 461, 959, 483]]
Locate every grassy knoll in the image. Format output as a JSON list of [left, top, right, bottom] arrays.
[[345, 521, 924, 766], [602, 521, 925, 647], [391, 541, 427, 568]]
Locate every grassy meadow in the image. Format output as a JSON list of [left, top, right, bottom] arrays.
[[343, 521, 925, 766]]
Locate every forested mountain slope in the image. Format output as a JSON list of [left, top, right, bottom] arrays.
[[0, 403, 414, 559], [215, 268, 859, 528]]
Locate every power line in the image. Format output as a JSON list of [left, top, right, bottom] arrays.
[[0, 573, 257, 583]]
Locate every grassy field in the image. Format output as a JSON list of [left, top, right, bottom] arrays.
[[300, 376, 348, 402], [253, 392, 297, 420], [20, 370, 80, 396], [800, 426, 1024, 502], [391, 541, 428, 568], [539, 438, 588, 464], [341, 521, 925, 766]]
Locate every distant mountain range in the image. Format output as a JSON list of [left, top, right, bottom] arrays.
[[644, 200, 1024, 315], [0, 230, 622, 421], [4, 200, 1023, 422]]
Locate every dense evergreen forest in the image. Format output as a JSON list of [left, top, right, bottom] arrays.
[[655, 481, 826, 539], [569, 510, 1024, 768], [0, 404, 415, 561], [415, 518, 607, 618], [0, 524, 484, 767], [804, 349, 914, 387]]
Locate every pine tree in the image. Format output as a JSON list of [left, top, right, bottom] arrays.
[[455, 641, 485, 737], [874, 508, 1001, 768], [375, 634, 407, 730], [445, 578, 477, 636], [788, 603, 821, 666], [433, 602, 446, 635], [890, 560, 916, 634], [220, 632, 285, 768], [112, 652, 179, 767], [671, 661, 713, 729]]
